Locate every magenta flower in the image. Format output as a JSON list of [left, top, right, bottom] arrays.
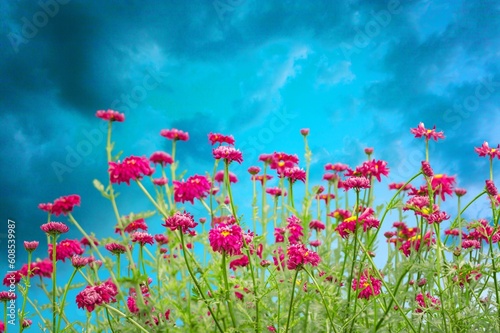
[[41, 222, 69, 236], [247, 166, 261, 175], [160, 128, 189, 141], [214, 170, 238, 183], [208, 132, 235, 146], [48, 239, 84, 262], [116, 217, 148, 234], [80, 235, 99, 248], [282, 167, 306, 183], [71, 255, 89, 268], [325, 163, 349, 172], [109, 156, 154, 185], [286, 215, 304, 244], [229, 255, 249, 270], [76, 280, 118, 312], [286, 243, 320, 270], [213, 146, 243, 164], [421, 161, 434, 177], [309, 220, 325, 231], [415, 292, 440, 313], [352, 270, 382, 300], [344, 176, 370, 191], [96, 109, 125, 122], [208, 223, 244, 256], [0, 291, 16, 302], [23, 241, 39, 252], [270, 152, 299, 174], [431, 174, 456, 201], [364, 147, 374, 155], [131, 232, 154, 246], [173, 175, 211, 204], [474, 141, 500, 159], [50, 194, 81, 216], [486, 180, 498, 196], [105, 243, 127, 255], [300, 128, 310, 136], [163, 211, 198, 234], [410, 122, 445, 141], [454, 188, 467, 197], [152, 177, 168, 186], [149, 151, 173, 166]]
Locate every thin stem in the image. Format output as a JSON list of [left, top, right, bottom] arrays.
[[18, 251, 32, 333], [285, 270, 300, 333], [51, 235, 57, 333], [56, 268, 78, 332], [222, 253, 237, 328], [303, 268, 338, 333]]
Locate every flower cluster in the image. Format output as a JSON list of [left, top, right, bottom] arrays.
[[109, 156, 154, 185], [173, 175, 211, 203], [76, 280, 118, 312]]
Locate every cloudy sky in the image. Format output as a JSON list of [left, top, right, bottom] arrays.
[[0, 0, 499, 322]]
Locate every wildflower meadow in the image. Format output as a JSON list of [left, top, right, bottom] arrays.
[[3, 109, 500, 332]]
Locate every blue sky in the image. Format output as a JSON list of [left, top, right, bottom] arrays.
[[1, 0, 500, 328]]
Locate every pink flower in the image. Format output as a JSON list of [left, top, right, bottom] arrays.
[[364, 147, 374, 155], [359, 160, 389, 182], [163, 211, 198, 234], [173, 175, 211, 204], [51, 194, 81, 216], [38, 203, 53, 213], [229, 255, 249, 270], [352, 270, 382, 300], [270, 152, 299, 174], [48, 239, 84, 262], [213, 146, 243, 164], [410, 122, 445, 141], [149, 151, 173, 166], [3, 271, 22, 286], [22, 319, 32, 328], [96, 109, 125, 122], [41, 222, 69, 236], [109, 156, 154, 185], [0, 291, 16, 302], [208, 223, 244, 256], [281, 167, 306, 183], [421, 161, 434, 177], [152, 177, 168, 186], [300, 128, 310, 136], [474, 141, 500, 159], [431, 174, 456, 201], [23, 241, 39, 252], [415, 292, 440, 313], [486, 180, 498, 196], [325, 163, 349, 172], [131, 232, 154, 246], [208, 133, 235, 146], [251, 174, 273, 184], [247, 166, 261, 175], [286, 215, 303, 244], [214, 170, 238, 183], [388, 182, 414, 191], [454, 188, 467, 197], [154, 234, 169, 245], [80, 235, 99, 248], [266, 187, 286, 197], [76, 280, 118, 312], [309, 220, 325, 231], [309, 240, 321, 247], [105, 243, 127, 255], [160, 128, 189, 141], [71, 255, 89, 268], [286, 243, 320, 270], [344, 176, 370, 191], [425, 210, 450, 225], [116, 217, 148, 234]]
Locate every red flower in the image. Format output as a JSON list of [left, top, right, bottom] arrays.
[[214, 170, 238, 183], [388, 182, 414, 191], [71, 255, 89, 268], [286, 243, 320, 270], [96, 109, 125, 122], [163, 211, 198, 234], [229, 255, 249, 270], [213, 146, 243, 164], [352, 270, 382, 300], [364, 147, 374, 155], [131, 232, 154, 246], [41, 222, 69, 236], [208, 223, 244, 256], [38, 203, 53, 213], [49, 194, 81, 216], [300, 128, 310, 136], [173, 175, 211, 204], [309, 220, 325, 231], [152, 177, 168, 186], [410, 122, 444, 141], [48, 239, 84, 262], [454, 188, 467, 197], [109, 156, 154, 185], [76, 280, 118, 312], [154, 234, 169, 245], [208, 132, 235, 146], [474, 141, 500, 159], [80, 235, 99, 248], [149, 151, 173, 166], [160, 128, 189, 141], [116, 217, 148, 234]]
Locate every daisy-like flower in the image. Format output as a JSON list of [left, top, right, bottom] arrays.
[[421, 161, 434, 177], [213, 146, 243, 164], [71, 255, 89, 269], [247, 166, 261, 175], [208, 132, 235, 146], [24, 241, 39, 252], [116, 217, 148, 234], [0, 291, 16, 302], [344, 176, 370, 191], [208, 222, 244, 256], [324, 163, 349, 172], [229, 255, 249, 270], [474, 141, 500, 159], [41, 222, 69, 236], [364, 147, 374, 155], [48, 239, 84, 262], [454, 188, 467, 197], [281, 167, 306, 183], [149, 151, 173, 166], [270, 152, 299, 175], [163, 211, 198, 234], [154, 234, 169, 245], [258, 153, 274, 164], [486, 180, 498, 196], [300, 128, 310, 136], [152, 177, 168, 186], [173, 175, 212, 204], [286, 215, 303, 244], [3, 271, 22, 286], [252, 174, 273, 184], [286, 243, 321, 270], [309, 220, 325, 231], [410, 122, 445, 141], [214, 170, 238, 183], [96, 109, 125, 122], [425, 210, 450, 225], [357, 160, 390, 182], [80, 235, 99, 248], [160, 128, 189, 141], [109, 156, 154, 185], [76, 280, 118, 312], [352, 270, 382, 300], [431, 174, 456, 201], [50, 194, 81, 216], [105, 243, 127, 255], [38, 202, 53, 213], [388, 182, 414, 191], [24, 258, 53, 278], [131, 232, 154, 246]]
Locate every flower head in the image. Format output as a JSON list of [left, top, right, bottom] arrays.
[[96, 109, 125, 122], [208, 133, 235, 146], [213, 146, 243, 164], [286, 215, 303, 244], [281, 167, 306, 183], [286, 243, 320, 270], [48, 239, 84, 262], [76, 280, 118, 312], [475, 141, 500, 159], [160, 128, 189, 141], [51, 194, 81, 216], [208, 223, 244, 256], [173, 175, 211, 204], [352, 270, 382, 300], [105, 243, 127, 255], [0, 291, 16, 302], [71, 255, 89, 268], [214, 170, 238, 183], [109, 156, 154, 185], [410, 122, 445, 141], [149, 151, 173, 166], [344, 176, 370, 191], [247, 166, 261, 175], [300, 128, 310, 136], [41, 222, 69, 236], [131, 232, 154, 246], [24, 241, 39, 252], [116, 217, 148, 234], [163, 211, 198, 234], [486, 180, 498, 196]]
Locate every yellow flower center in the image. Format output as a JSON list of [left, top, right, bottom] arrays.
[[221, 230, 230, 237], [344, 216, 357, 223]]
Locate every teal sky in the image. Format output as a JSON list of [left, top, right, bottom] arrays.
[[1, 0, 500, 328]]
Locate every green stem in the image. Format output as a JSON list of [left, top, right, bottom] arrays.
[[56, 268, 78, 332], [285, 270, 300, 333], [51, 235, 57, 333], [303, 268, 338, 333], [18, 252, 32, 333], [222, 253, 237, 328], [103, 304, 150, 333]]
